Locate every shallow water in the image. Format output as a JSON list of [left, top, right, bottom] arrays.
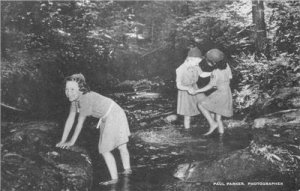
[[77, 94, 254, 190], [90, 128, 252, 191], [2, 93, 297, 190], [83, 95, 253, 191]]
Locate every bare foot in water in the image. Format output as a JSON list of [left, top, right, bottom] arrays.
[[203, 123, 218, 136], [99, 179, 118, 185]]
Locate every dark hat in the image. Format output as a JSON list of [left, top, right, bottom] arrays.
[[71, 73, 86, 82], [188, 47, 202, 58], [206, 49, 224, 62]]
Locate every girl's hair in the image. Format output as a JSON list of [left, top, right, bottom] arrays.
[[205, 48, 227, 70], [215, 59, 228, 70], [65, 73, 90, 94]]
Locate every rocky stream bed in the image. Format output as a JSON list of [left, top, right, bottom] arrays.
[[1, 88, 300, 191]]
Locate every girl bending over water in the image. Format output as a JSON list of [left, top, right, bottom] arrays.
[[56, 73, 131, 185]]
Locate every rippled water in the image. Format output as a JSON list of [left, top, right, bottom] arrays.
[[89, 128, 252, 191], [84, 94, 252, 191]]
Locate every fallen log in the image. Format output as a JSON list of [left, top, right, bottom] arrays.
[[1, 103, 25, 112]]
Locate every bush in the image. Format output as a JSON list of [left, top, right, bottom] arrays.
[[233, 53, 300, 116]]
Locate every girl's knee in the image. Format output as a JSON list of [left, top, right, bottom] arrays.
[[101, 152, 108, 156], [119, 144, 130, 155], [184, 116, 191, 121], [101, 151, 113, 158], [118, 144, 128, 151]]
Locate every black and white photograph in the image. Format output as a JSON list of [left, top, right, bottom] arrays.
[[1, 0, 300, 190]]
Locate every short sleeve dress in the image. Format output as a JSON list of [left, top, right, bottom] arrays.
[[200, 64, 233, 117], [176, 58, 206, 116], [71, 91, 130, 153]]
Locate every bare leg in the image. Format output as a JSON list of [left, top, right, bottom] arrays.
[[118, 144, 131, 173], [197, 103, 218, 135], [216, 114, 224, 134], [184, 116, 191, 129], [102, 152, 118, 180], [210, 113, 216, 121]]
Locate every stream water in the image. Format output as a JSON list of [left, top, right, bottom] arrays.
[[88, 130, 251, 191], [82, 93, 253, 191], [2, 92, 298, 190], [1, 92, 253, 191]]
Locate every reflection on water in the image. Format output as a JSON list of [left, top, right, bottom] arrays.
[[96, 167, 179, 191], [98, 176, 130, 191], [91, 130, 251, 191]]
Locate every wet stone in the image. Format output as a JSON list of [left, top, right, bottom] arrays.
[[1, 122, 93, 191]]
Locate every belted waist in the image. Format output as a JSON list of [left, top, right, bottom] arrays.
[[96, 101, 115, 129]]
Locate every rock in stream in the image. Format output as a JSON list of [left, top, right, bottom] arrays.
[[1, 122, 93, 191]]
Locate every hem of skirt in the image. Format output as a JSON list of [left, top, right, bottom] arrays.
[[177, 112, 200, 117], [202, 105, 233, 117], [98, 138, 129, 154]]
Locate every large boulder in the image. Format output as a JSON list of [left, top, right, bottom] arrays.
[[174, 149, 274, 182], [1, 122, 93, 191], [173, 108, 300, 190]]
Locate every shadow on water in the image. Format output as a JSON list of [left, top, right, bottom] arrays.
[[88, 128, 252, 191], [78, 94, 253, 191]]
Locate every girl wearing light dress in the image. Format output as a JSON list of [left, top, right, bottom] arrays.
[[189, 49, 233, 135], [56, 74, 131, 185], [176, 47, 210, 130]]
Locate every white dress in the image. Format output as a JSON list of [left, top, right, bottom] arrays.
[[176, 57, 207, 116]]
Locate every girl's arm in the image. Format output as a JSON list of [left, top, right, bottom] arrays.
[[57, 110, 76, 145], [57, 114, 86, 149], [68, 114, 87, 145], [227, 64, 233, 79], [176, 81, 193, 91], [195, 82, 214, 93]]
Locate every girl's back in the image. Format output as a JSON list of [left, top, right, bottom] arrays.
[[213, 64, 232, 87], [202, 63, 233, 117]]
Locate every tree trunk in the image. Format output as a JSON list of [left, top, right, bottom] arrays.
[[252, 0, 267, 55], [181, 2, 190, 17]]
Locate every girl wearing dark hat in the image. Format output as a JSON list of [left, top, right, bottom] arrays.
[[176, 47, 211, 130], [189, 49, 233, 135]]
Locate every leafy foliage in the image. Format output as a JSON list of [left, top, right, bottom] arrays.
[[232, 1, 300, 115], [267, 1, 300, 55], [233, 53, 300, 116], [1, 0, 300, 119], [175, 0, 254, 55], [250, 141, 299, 173], [1, 1, 114, 117]]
